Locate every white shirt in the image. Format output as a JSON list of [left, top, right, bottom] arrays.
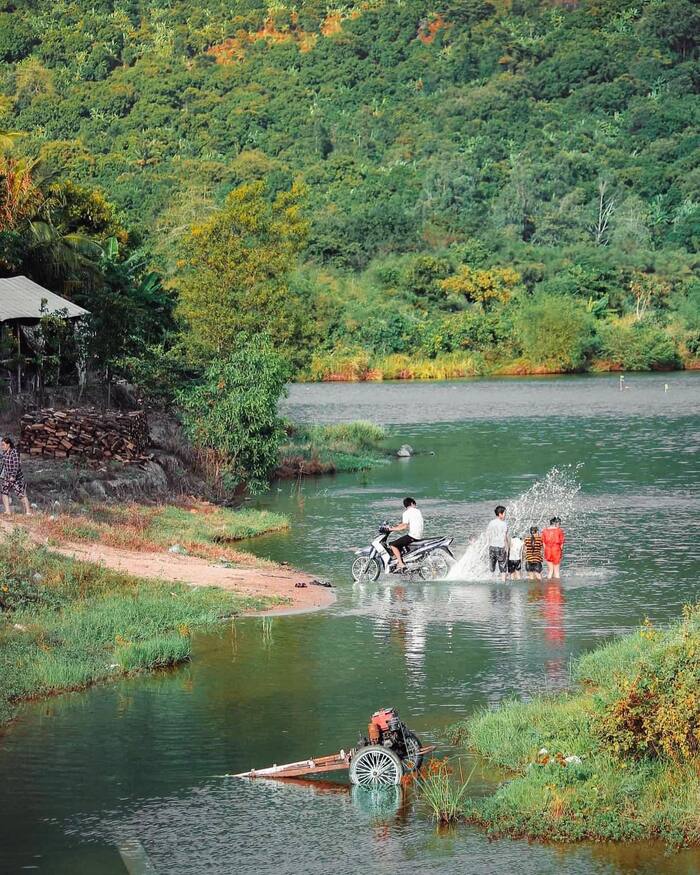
[[402, 506, 424, 539], [486, 517, 509, 548], [509, 537, 523, 561]]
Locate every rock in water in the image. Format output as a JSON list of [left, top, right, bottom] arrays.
[[397, 444, 413, 458]]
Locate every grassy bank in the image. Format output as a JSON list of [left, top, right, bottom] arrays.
[[0, 532, 281, 727], [449, 607, 700, 849], [41, 501, 288, 563], [278, 421, 388, 477]]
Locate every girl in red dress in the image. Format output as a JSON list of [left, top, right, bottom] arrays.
[[541, 517, 565, 579]]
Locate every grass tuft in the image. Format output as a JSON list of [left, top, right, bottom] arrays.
[[278, 420, 387, 476], [415, 758, 475, 823]]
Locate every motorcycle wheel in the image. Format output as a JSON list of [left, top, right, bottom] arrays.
[[419, 552, 450, 581], [352, 556, 381, 582]]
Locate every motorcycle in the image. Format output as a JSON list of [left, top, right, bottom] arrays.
[[351, 524, 455, 582]]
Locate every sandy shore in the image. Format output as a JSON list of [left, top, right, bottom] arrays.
[[0, 518, 336, 614]]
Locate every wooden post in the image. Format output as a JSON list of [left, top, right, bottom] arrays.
[[15, 324, 21, 396]]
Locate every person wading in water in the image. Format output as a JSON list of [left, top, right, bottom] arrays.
[[524, 526, 543, 580], [1, 437, 31, 515], [486, 505, 510, 582], [542, 517, 565, 579]]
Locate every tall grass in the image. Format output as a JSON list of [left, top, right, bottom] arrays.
[[305, 350, 485, 381], [451, 694, 595, 771], [415, 758, 475, 823], [0, 532, 280, 725]]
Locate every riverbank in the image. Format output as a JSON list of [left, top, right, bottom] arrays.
[[0, 532, 276, 728], [0, 507, 335, 729], [449, 606, 700, 849], [0, 507, 335, 612]]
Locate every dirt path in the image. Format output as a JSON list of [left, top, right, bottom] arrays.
[[0, 518, 335, 614]]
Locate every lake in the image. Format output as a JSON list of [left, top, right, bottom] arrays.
[[1, 373, 699, 874]]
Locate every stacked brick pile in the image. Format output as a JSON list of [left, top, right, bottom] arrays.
[[20, 408, 150, 462]]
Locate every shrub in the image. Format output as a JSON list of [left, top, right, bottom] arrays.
[[598, 606, 700, 763], [178, 337, 290, 494], [515, 294, 595, 371], [597, 318, 680, 370]]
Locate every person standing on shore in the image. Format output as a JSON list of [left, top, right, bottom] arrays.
[[524, 526, 543, 580], [542, 517, 565, 579], [486, 505, 509, 582], [1, 437, 31, 515]]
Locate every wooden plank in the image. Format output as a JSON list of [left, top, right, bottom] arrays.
[[233, 745, 436, 780]]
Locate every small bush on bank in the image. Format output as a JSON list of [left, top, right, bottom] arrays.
[[592, 607, 700, 763], [278, 421, 387, 476]]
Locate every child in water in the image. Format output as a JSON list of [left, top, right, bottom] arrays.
[[507, 533, 524, 580], [542, 517, 565, 579], [524, 526, 543, 580]]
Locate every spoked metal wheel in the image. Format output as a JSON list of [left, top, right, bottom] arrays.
[[351, 556, 381, 582], [401, 731, 423, 773], [419, 551, 450, 581], [349, 745, 403, 787]]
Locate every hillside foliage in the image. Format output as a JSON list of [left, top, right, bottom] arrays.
[[0, 0, 698, 383]]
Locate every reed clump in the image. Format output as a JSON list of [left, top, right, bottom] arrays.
[[278, 421, 387, 477], [449, 606, 700, 849], [0, 531, 279, 727], [305, 350, 485, 381]]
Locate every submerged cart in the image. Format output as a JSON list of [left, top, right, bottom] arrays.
[[234, 707, 435, 788]]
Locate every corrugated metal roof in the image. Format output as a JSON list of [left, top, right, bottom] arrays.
[[0, 276, 89, 323]]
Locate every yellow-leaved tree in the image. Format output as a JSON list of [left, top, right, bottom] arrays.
[[439, 266, 521, 308], [177, 179, 311, 365]]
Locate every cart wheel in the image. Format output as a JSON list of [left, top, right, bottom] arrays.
[[419, 551, 450, 581], [402, 731, 423, 772], [349, 745, 403, 787], [351, 556, 380, 582]]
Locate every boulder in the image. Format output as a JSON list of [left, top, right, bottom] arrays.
[[397, 444, 413, 458]]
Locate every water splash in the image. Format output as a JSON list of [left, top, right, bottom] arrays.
[[447, 466, 583, 581]]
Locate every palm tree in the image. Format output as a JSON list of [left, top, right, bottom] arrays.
[[0, 154, 103, 288]]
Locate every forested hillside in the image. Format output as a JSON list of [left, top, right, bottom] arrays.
[[1, 0, 699, 381]]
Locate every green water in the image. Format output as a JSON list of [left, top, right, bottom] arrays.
[[1, 373, 699, 874]]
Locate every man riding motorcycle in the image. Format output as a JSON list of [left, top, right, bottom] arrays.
[[389, 497, 424, 572]]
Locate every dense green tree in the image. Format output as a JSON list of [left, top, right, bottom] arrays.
[[0, 0, 696, 378], [177, 179, 312, 366]]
